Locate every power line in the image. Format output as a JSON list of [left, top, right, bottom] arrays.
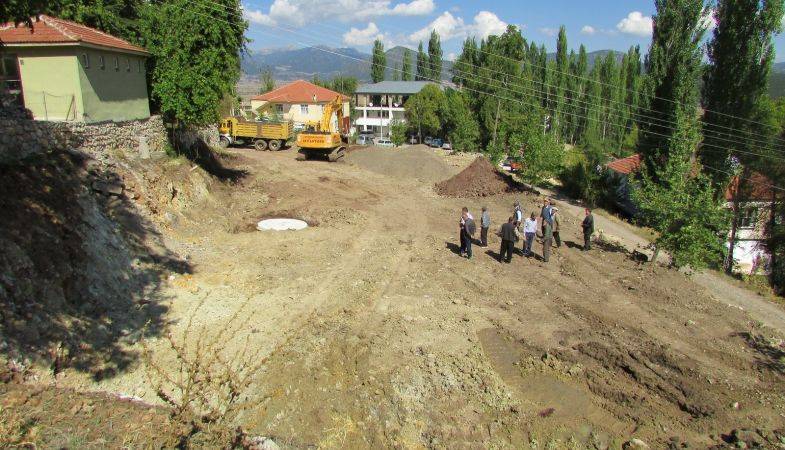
[[163, 1, 785, 172], [190, 0, 785, 152]]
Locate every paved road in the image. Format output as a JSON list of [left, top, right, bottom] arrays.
[[540, 186, 785, 333]]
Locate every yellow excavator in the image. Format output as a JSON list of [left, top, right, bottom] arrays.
[[296, 95, 346, 162]]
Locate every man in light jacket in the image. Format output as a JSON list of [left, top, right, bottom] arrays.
[[462, 209, 477, 259], [523, 212, 537, 257], [480, 206, 490, 247]]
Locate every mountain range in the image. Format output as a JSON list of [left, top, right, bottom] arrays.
[[240, 46, 622, 82]]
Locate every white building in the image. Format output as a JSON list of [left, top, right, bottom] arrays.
[[354, 81, 436, 137]]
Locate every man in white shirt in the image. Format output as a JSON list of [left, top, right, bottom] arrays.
[[523, 212, 537, 256]]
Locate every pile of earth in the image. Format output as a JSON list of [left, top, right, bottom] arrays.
[[435, 156, 521, 197], [346, 146, 458, 183]]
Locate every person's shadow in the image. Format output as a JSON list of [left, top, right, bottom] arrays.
[[445, 241, 462, 255], [564, 240, 583, 250]]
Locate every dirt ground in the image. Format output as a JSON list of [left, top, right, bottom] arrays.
[[6, 144, 785, 448]]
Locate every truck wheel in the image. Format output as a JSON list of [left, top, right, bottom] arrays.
[[296, 150, 307, 161], [268, 139, 281, 151], [219, 136, 230, 149], [254, 139, 267, 151]]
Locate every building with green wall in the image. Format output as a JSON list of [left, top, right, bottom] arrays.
[[0, 15, 150, 123]]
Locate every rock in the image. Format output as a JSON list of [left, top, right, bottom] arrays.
[[245, 436, 280, 450], [92, 180, 124, 196], [623, 438, 650, 449], [731, 429, 764, 447]]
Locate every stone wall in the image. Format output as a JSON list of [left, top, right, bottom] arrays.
[[0, 109, 168, 165]]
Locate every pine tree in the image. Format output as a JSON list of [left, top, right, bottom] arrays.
[[638, 0, 707, 176], [371, 39, 386, 83], [702, 0, 784, 273], [569, 45, 589, 144], [416, 41, 428, 81], [402, 49, 413, 81], [428, 30, 443, 81]]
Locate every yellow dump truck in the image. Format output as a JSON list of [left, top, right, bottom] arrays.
[[219, 117, 293, 151]]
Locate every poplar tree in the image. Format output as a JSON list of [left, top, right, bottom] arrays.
[[637, 0, 707, 177], [416, 41, 428, 81], [552, 26, 568, 140], [427, 30, 443, 81], [702, 0, 784, 272], [402, 49, 413, 81], [371, 39, 386, 83], [452, 37, 478, 88]]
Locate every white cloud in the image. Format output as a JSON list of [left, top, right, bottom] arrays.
[[343, 22, 384, 46], [243, 0, 434, 27], [539, 27, 558, 37], [580, 25, 596, 35], [389, 0, 435, 16], [408, 10, 508, 43], [616, 11, 653, 37]]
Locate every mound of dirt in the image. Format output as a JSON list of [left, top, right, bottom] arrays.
[[347, 146, 457, 183], [435, 156, 521, 197]]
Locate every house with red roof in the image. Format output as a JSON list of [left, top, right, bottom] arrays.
[[605, 153, 778, 274], [250, 80, 349, 131], [0, 15, 150, 122]]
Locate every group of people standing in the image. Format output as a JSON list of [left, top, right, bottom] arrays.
[[458, 198, 595, 264]]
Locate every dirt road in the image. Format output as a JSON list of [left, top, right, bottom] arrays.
[[56, 146, 785, 448], [541, 186, 785, 332]]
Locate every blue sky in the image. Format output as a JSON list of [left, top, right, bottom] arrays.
[[241, 0, 785, 61]]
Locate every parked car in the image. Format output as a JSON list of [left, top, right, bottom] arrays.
[[441, 141, 452, 150], [423, 136, 434, 146], [357, 135, 375, 145], [376, 137, 394, 147], [409, 135, 419, 145], [430, 138, 443, 148]]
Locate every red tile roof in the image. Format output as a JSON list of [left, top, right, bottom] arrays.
[[606, 154, 642, 175], [0, 15, 148, 55], [251, 80, 348, 103], [725, 172, 776, 202]]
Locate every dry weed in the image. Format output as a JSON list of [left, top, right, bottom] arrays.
[[141, 296, 278, 448]]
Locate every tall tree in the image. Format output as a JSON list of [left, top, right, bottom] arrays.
[[552, 25, 568, 140], [633, 0, 728, 269], [441, 89, 480, 152], [416, 41, 428, 81], [569, 45, 589, 144], [452, 37, 478, 88], [138, 0, 247, 125], [637, 0, 707, 176], [404, 84, 446, 138], [371, 39, 386, 83], [702, 0, 784, 272], [402, 49, 413, 81], [427, 30, 443, 81]]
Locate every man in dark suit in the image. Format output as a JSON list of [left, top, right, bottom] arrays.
[[582, 208, 595, 251], [498, 216, 517, 263]]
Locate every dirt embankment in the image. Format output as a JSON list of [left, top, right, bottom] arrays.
[[347, 146, 459, 183], [435, 156, 523, 197]]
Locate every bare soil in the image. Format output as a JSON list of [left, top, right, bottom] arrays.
[[3, 145, 785, 448]]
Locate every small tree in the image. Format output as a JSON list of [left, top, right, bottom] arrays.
[[441, 89, 479, 152], [404, 84, 445, 139], [506, 121, 564, 185], [259, 69, 275, 94], [390, 121, 407, 146]]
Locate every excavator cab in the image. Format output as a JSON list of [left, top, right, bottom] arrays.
[[296, 96, 346, 162]]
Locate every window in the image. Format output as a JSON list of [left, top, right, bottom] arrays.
[[114, 56, 119, 70], [125, 58, 130, 71], [99, 55, 105, 69], [276, 104, 284, 113], [739, 207, 758, 229], [81, 53, 89, 68], [300, 104, 308, 114]]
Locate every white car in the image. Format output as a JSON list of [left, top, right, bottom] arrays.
[[376, 138, 394, 147], [357, 135, 375, 145], [442, 142, 452, 150]]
